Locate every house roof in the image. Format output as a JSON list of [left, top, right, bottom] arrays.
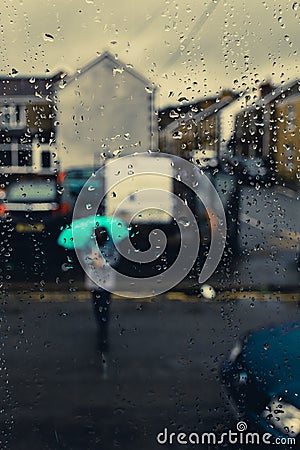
[[161, 93, 238, 134], [235, 79, 300, 118], [0, 73, 63, 97], [159, 90, 238, 130], [64, 51, 153, 88], [260, 79, 300, 106]]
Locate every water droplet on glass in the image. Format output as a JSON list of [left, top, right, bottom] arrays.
[[178, 216, 190, 227], [169, 110, 179, 119], [43, 33, 55, 42], [199, 284, 216, 300]]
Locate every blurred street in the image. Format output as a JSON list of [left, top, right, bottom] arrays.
[[3, 184, 299, 293], [0, 184, 299, 449]]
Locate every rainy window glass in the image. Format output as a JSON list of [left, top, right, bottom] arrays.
[[1, 1, 299, 449]]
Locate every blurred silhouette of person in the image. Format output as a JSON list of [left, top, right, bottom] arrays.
[[57, 215, 128, 377], [80, 226, 119, 356]]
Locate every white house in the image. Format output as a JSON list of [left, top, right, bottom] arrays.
[[0, 75, 61, 177], [57, 51, 157, 169]]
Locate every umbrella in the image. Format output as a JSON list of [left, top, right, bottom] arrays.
[[57, 215, 129, 250]]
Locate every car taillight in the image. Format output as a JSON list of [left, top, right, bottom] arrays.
[[0, 203, 7, 216], [52, 202, 70, 217], [60, 202, 70, 215], [57, 171, 66, 184]]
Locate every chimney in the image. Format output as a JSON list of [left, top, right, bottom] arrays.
[[259, 81, 274, 98]]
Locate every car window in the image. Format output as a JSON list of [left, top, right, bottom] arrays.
[[6, 180, 57, 202]]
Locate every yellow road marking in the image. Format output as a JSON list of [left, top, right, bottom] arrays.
[[1, 290, 299, 302]]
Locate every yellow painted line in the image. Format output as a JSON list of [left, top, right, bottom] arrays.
[[218, 291, 300, 302], [2, 290, 299, 302], [2, 290, 91, 302]]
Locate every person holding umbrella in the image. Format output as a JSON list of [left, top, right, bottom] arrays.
[[58, 215, 129, 356]]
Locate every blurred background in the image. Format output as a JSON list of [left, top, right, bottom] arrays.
[[0, 1, 299, 449]]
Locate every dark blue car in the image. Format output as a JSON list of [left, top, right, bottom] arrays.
[[222, 322, 300, 444]]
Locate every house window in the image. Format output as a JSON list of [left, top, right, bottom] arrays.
[[18, 144, 32, 166], [285, 143, 294, 172], [0, 146, 12, 166], [286, 105, 296, 132], [0, 104, 25, 129], [41, 150, 51, 168]]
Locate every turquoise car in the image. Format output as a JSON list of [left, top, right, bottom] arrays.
[[222, 322, 300, 443]]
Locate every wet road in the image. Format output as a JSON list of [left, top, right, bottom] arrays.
[[0, 292, 299, 450]]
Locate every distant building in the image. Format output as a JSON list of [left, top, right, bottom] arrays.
[[158, 90, 238, 160], [232, 80, 300, 185], [0, 75, 61, 178], [275, 83, 300, 185], [57, 51, 157, 169]]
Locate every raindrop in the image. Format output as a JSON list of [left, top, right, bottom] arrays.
[[173, 131, 183, 140], [43, 33, 54, 42], [169, 110, 179, 118], [264, 342, 270, 350], [58, 79, 67, 89], [178, 216, 190, 227], [86, 203, 92, 210], [199, 284, 216, 300]]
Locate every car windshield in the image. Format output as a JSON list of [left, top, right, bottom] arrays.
[[6, 180, 57, 202]]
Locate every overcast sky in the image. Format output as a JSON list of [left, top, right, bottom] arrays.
[[1, 0, 300, 107]]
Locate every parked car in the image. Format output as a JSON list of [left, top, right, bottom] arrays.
[[0, 174, 70, 277], [222, 321, 300, 442], [61, 167, 102, 210]]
